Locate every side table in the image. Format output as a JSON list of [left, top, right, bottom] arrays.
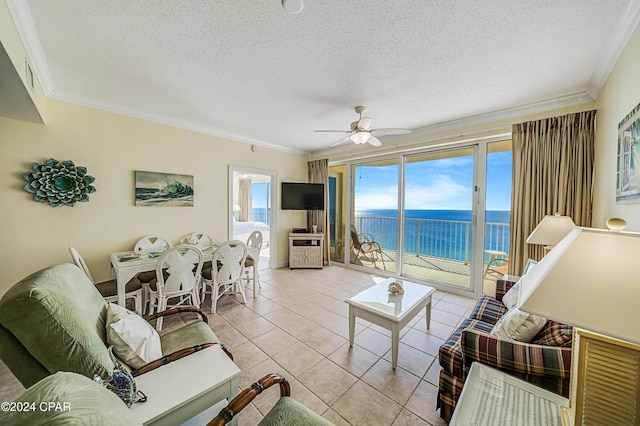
[[450, 362, 568, 426], [130, 345, 240, 426]]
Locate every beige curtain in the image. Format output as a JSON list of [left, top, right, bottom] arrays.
[[238, 178, 252, 222], [509, 110, 596, 275], [307, 159, 330, 265]]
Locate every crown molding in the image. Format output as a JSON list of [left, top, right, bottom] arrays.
[[49, 89, 308, 155], [311, 92, 595, 158], [587, 0, 640, 98]]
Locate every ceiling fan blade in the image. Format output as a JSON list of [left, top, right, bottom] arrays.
[[370, 128, 412, 137], [357, 117, 373, 130], [367, 136, 382, 147], [314, 130, 352, 133], [330, 136, 352, 147]]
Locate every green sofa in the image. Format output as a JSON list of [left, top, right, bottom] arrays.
[[0, 263, 219, 388]]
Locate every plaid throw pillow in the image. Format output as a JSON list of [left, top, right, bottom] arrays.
[[531, 321, 573, 347]]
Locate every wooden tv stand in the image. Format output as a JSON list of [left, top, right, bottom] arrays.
[[289, 232, 324, 269]]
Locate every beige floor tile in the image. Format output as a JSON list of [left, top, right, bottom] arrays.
[[272, 341, 324, 376], [424, 358, 442, 386], [381, 342, 435, 378], [392, 408, 430, 425], [352, 327, 392, 356], [332, 380, 402, 426], [297, 327, 347, 356], [433, 299, 468, 316], [361, 358, 421, 405], [298, 358, 358, 405], [401, 329, 445, 357], [231, 315, 278, 340], [412, 318, 455, 340], [327, 342, 380, 378], [322, 408, 352, 426], [404, 380, 448, 426], [232, 340, 269, 372], [430, 309, 463, 327], [236, 402, 263, 425], [251, 328, 298, 357]]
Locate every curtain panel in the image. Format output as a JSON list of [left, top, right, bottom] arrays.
[[509, 110, 596, 275], [307, 159, 330, 265], [238, 178, 252, 222]]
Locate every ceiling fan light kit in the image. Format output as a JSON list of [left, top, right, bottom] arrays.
[[315, 106, 412, 148], [350, 132, 371, 144]]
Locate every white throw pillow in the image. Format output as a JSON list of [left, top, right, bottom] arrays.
[[490, 307, 547, 342], [501, 280, 521, 310], [106, 303, 162, 369]]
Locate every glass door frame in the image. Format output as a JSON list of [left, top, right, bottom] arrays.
[[332, 137, 507, 297]]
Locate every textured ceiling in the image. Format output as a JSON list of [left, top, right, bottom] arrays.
[[9, 0, 640, 154]]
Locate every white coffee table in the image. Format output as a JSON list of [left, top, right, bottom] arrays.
[[130, 344, 240, 426], [345, 278, 436, 368]]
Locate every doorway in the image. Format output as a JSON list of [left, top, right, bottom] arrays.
[[228, 166, 277, 270]]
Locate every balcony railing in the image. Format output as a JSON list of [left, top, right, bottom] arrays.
[[351, 215, 510, 265]]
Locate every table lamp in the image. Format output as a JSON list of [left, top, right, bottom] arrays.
[[518, 219, 640, 425], [526, 213, 576, 254]]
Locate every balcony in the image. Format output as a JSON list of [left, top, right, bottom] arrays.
[[332, 215, 510, 289]]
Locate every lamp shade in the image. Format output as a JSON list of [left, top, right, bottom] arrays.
[[526, 214, 576, 246], [519, 226, 640, 345]]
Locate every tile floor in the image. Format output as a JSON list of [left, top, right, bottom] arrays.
[[0, 265, 478, 425]]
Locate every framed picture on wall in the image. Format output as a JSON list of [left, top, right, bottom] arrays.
[[134, 171, 194, 206], [616, 101, 640, 203]]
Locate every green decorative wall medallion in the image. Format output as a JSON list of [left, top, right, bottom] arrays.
[[22, 158, 96, 207]]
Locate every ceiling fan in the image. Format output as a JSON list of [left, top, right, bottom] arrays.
[[315, 106, 412, 147]]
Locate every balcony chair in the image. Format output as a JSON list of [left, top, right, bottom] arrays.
[[202, 240, 247, 314], [69, 246, 143, 314], [350, 225, 387, 270], [147, 245, 204, 330], [243, 230, 263, 297], [0, 263, 226, 390], [483, 249, 509, 281]]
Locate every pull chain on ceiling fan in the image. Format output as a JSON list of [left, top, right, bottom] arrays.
[[315, 106, 412, 147]]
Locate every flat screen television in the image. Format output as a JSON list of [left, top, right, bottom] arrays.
[[281, 182, 324, 210]]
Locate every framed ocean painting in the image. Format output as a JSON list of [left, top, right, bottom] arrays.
[[135, 171, 194, 206], [616, 102, 640, 203]]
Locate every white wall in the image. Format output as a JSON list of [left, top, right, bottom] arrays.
[[592, 24, 640, 230], [0, 99, 308, 295]]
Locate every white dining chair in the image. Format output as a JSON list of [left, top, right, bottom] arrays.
[[180, 232, 215, 270], [68, 246, 143, 314], [243, 231, 263, 297], [201, 240, 247, 314], [147, 245, 204, 331], [133, 234, 173, 314]]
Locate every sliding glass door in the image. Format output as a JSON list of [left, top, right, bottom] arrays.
[[402, 148, 475, 289], [337, 139, 512, 294], [350, 159, 399, 272]]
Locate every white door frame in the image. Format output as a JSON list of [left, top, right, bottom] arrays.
[[228, 165, 277, 269]]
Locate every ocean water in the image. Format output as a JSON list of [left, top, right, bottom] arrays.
[[354, 209, 510, 262]]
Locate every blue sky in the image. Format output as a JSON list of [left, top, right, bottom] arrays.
[[354, 151, 512, 211], [251, 151, 512, 211]]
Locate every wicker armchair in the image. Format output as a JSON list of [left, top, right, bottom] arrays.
[[209, 373, 333, 426]]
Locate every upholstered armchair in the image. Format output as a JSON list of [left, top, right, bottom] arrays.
[[0, 263, 225, 388], [437, 279, 573, 422]]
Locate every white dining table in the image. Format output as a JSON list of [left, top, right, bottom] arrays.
[[110, 245, 219, 307]]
